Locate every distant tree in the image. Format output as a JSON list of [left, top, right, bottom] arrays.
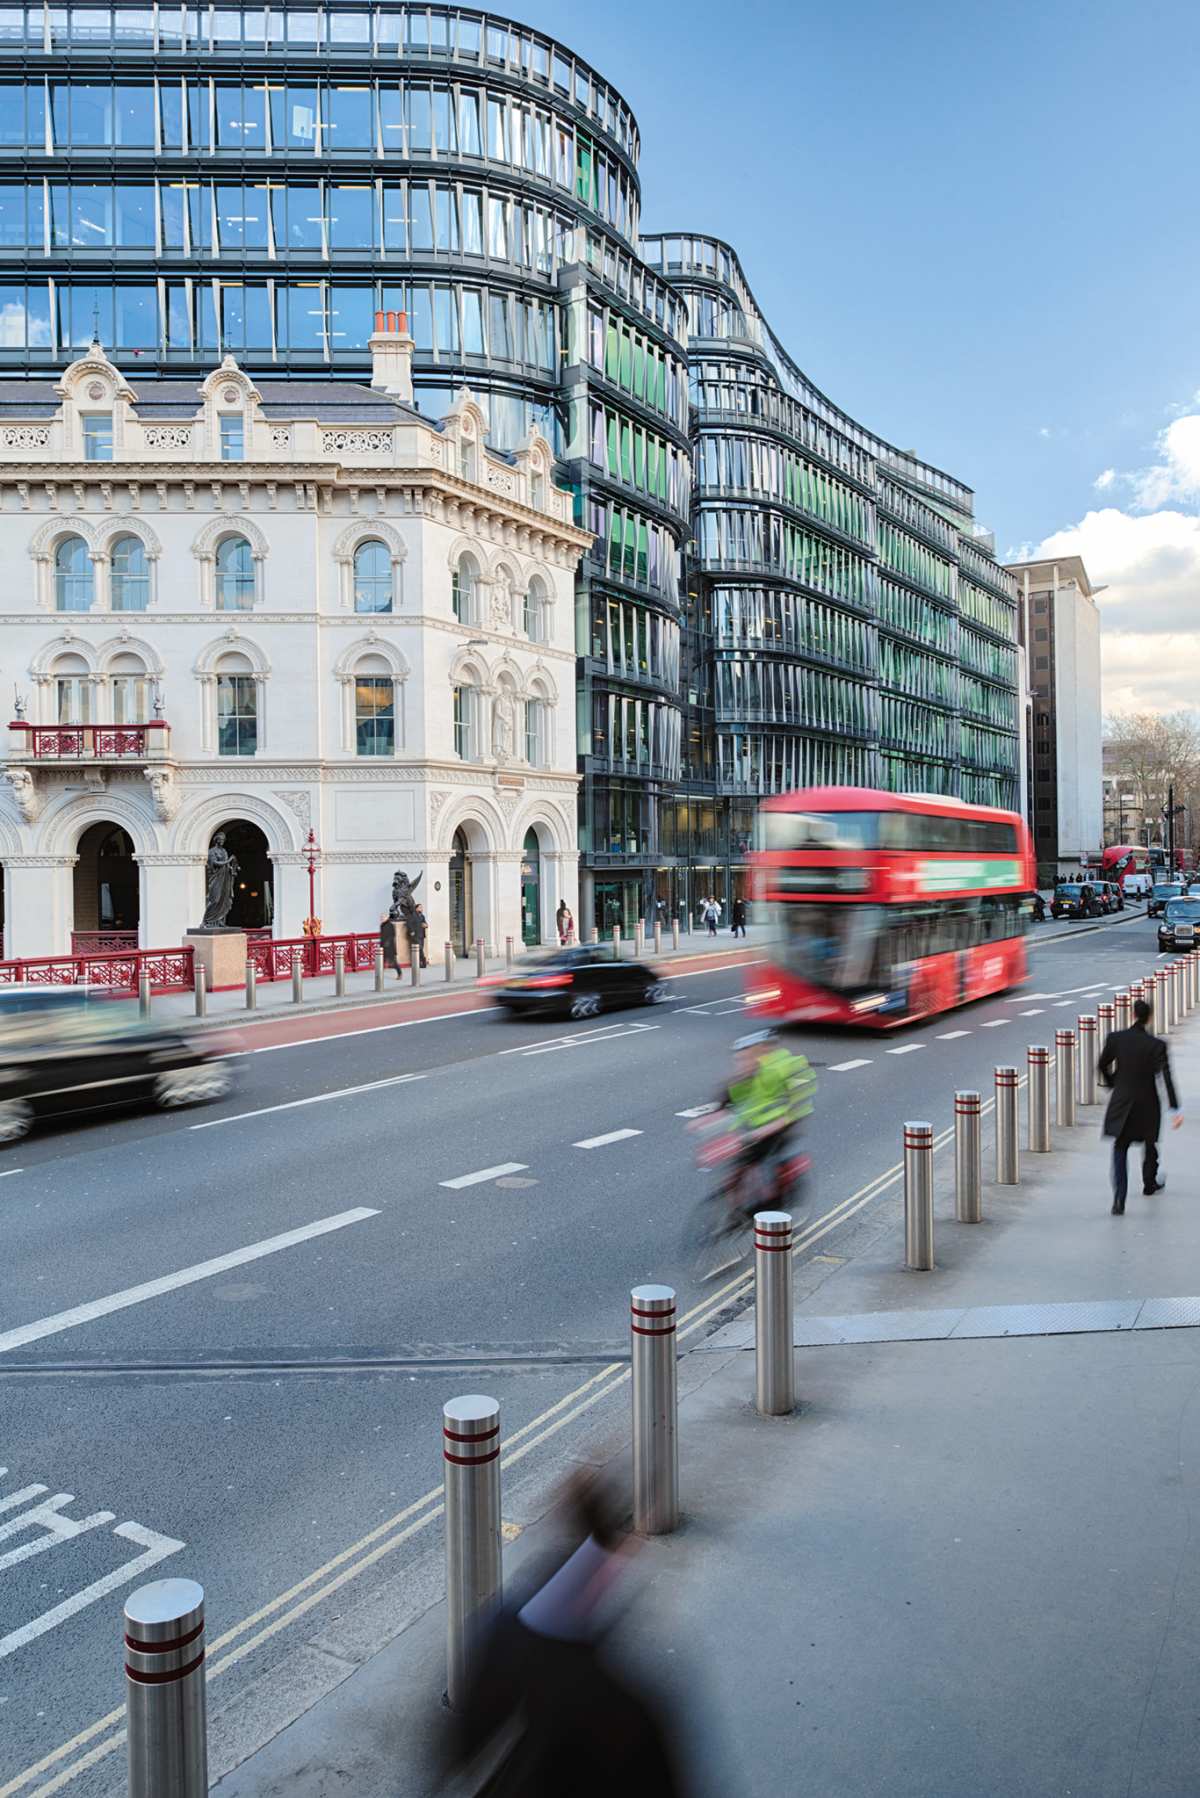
[[1106, 711, 1200, 856]]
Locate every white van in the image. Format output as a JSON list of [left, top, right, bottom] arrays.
[[1122, 872, 1151, 899]]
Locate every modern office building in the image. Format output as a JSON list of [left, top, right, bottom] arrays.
[[641, 234, 1022, 904], [0, 2, 1020, 935], [1006, 554, 1102, 879]]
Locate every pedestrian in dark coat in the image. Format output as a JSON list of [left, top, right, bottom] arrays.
[[730, 896, 747, 938], [379, 913, 402, 980], [1098, 997, 1183, 1212], [409, 903, 429, 967]]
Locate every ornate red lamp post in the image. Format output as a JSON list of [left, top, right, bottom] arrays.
[[302, 829, 321, 942]]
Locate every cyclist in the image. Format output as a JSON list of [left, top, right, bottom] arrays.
[[719, 1030, 816, 1214]]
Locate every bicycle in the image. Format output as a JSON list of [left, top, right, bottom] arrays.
[[683, 1107, 809, 1282]]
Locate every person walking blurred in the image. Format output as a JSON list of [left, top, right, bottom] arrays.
[[730, 896, 747, 939], [379, 913, 402, 981], [410, 902, 429, 968], [1099, 996, 1182, 1213], [701, 897, 721, 937], [556, 899, 575, 945]]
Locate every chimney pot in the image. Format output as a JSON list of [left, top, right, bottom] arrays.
[[386, 310, 396, 332], [374, 309, 385, 332], [398, 310, 408, 335]]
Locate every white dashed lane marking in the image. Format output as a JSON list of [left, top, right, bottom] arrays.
[[573, 1129, 643, 1150], [1020, 1008, 1045, 1016], [886, 1044, 924, 1056], [830, 1059, 872, 1072], [937, 1030, 970, 1040], [439, 1163, 529, 1189], [981, 1019, 1009, 1028]]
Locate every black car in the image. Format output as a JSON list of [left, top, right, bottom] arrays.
[[1148, 882, 1185, 919], [1050, 882, 1100, 920], [1158, 898, 1200, 953], [490, 946, 669, 1019], [0, 986, 233, 1144]]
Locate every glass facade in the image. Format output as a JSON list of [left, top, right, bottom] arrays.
[[2, 6, 1019, 927], [643, 232, 1021, 905]]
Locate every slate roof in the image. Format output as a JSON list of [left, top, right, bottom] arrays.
[[0, 376, 426, 426]]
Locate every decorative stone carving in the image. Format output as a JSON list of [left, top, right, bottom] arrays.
[[270, 428, 291, 451], [275, 788, 312, 834], [429, 789, 450, 824], [486, 467, 517, 497], [2, 427, 49, 451], [222, 388, 239, 405], [144, 765, 180, 823], [5, 766, 42, 824], [321, 429, 394, 457], [87, 382, 105, 402], [491, 688, 516, 762], [144, 426, 193, 451]]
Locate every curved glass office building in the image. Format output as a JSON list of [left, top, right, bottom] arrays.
[[0, 4, 1017, 926], [642, 234, 1020, 904]]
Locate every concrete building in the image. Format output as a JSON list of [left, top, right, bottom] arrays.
[[0, 317, 586, 959], [1006, 555, 1102, 878]]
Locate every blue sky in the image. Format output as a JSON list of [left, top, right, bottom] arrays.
[[521, 0, 1200, 711]]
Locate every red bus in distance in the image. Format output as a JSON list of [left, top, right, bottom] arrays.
[[749, 787, 1037, 1027]]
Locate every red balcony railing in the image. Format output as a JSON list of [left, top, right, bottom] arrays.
[[9, 722, 170, 760], [0, 945, 194, 993], [247, 932, 384, 980]]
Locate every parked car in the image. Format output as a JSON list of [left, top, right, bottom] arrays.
[[1158, 897, 1200, 952], [1096, 879, 1124, 912], [1148, 882, 1185, 919], [489, 946, 668, 1019], [0, 986, 233, 1144], [1050, 882, 1100, 920]]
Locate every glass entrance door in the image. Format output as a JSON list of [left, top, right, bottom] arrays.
[[520, 828, 540, 947]]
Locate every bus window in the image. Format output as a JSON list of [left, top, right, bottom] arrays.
[[777, 903, 882, 989]]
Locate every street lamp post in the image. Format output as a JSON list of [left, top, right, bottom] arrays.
[[302, 830, 321, 951]]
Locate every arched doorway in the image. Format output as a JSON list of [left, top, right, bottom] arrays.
[[73, 823, 139, 948], [211, 821, 274, 932], [521, 828, 541, 947], [449, 828, 473, 957]]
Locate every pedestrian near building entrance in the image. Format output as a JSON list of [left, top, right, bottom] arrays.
[[379, 913, 402, 980], [701, 897, 721, 937], [556, 899, 575, 945], [1098, 997, 1183, 1213], [731, 896, 747, 938], [409, 903, 429, 968]]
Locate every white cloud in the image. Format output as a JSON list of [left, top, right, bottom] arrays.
[[1131, 412, 1200, 509], [1037, 425, 1052, 439], [1027, 506, 1200, 713], [1093, 467, 1117, 491]]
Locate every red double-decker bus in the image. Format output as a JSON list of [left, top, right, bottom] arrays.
[[750, 787, 1037, 1027]]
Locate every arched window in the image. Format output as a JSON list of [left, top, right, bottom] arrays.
[[353, 539, 392, 614], [459, 435, 478, 483], [216, 652, 258, 755], [451, 552, 480, 624], [55, 536, 93, 611], [110, 535, 149, 611], [110, 651, 149, 724], [453, 667, 482, 761], [215, 535, 255, 610], [524, 693, 548, 767], [52, 652, 92, 723], [354, 653, 395, 755], [523, 574, 548, 642], [530, 468, 545, 510]]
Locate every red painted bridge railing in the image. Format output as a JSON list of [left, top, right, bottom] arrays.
[[0, 946, 194, 993], [246, 932, 382, 980]]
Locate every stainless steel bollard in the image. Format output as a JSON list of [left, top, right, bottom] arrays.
[[1098, 1000, 1115, 1048], [1190, 955, 1199, 1010], [995, 1066, 1019, 1184], [375, 944, 385, 993], [1027, 1045, 1051, 1151], [138, 969, 152, 1020], [955, 1091, 982, 1223], [410, 952, 421, 987], [1174, 959, 1186, 1021], [631, 1285, 678, 1534], [1055, 1028, 1077, 1127], [612, 923, 621, 962], [443, 1395, 502, 1711], [1164, 964, 1177, 1030], [903, 1121, 934, 1270], [754, 1212, 795, 1416], [193, 961, 207, 1019], [1077, 1016, 1098, 1105], [125, 1578, 209, 1798], [244, 959, 257, 1010], [505, 934, 513, 971], [671, 917, 680, 950], [444, 940, 454, 982], [334, 942, 346, 998], [635, 919, 645, 957], [1156, 967, 1171, 1034], [475, 938, 485, 978], [654, 920, 663, 956], [1114, 989, 1131, 1033], [292, 952, 303, 1004]]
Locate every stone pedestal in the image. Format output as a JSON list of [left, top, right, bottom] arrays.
[[187, 929, 248, 992]]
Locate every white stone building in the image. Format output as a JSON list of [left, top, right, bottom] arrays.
[[0, 314, 588, 961]]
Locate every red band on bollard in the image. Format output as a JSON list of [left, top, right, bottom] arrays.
[[443, 1422, 500, 1445], [124, 1620, 204, 1656], [444, 1445, 501, 1466], [125, 1649, 205, 1686]]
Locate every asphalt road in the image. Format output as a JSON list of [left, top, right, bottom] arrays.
[[0, 908, 1163, 1795]]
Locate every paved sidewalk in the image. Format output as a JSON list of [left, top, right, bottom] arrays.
[[196, 971, 1200, 1797]]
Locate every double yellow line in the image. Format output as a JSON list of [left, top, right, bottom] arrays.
[[4, 1116, 968, 1796]]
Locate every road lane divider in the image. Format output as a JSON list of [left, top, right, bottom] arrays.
[[0, 1211, 379, 1358], [189, 1072, 425, 1128], [573, 1129, 643, 1150], [439, 1163, 529, 1190]]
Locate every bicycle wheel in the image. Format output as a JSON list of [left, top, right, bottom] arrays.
[[685, 1193, 752, 1283]]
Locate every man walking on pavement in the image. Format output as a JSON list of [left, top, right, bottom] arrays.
[[1098, 996, 1183, 1213]]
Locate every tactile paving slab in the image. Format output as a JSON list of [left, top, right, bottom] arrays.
[[1134, 1295, 1200, 1330], [793, 1309, 965, 1346], [950, 1299, 1142, 1338]]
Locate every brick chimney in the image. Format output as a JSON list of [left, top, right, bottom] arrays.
[[369, 309, 414, 404]]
